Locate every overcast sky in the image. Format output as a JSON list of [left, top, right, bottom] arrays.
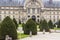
[[19, 0, 60, 1], [8, 0, 60, 1], [54, 0, 60, 1], [43, 0, 60, 1]]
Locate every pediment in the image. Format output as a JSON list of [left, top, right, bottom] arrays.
[[25, 0, 42, 8]]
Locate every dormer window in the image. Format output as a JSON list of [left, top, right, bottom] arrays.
[[32, 0, 36, 2], [49, 0, 53, 4], [32, 0, 34, 2], [9, 0, 12, 2]]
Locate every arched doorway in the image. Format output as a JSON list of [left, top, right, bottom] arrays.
[[32, 15, 36, 21]]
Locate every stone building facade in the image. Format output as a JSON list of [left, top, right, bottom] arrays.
[[0, 0, 60, 24]]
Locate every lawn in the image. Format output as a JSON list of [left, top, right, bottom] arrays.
[[18, 24, 29, 39], [54, 27, 60, 30], [18, 32, 29, 39], [18, 24, 22, 27]]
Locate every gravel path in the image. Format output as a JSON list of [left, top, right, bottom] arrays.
[[20, 32, 60, 40]]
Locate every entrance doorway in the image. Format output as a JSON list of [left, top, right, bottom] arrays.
[[32, 15, 36, 21]]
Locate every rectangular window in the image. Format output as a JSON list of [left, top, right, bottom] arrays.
[[32, 8, 35, 13], [57, 15, 59, 21], [50, 15, 51, 20], [53, 16, 55, 22], [55, 12, 57, 14], [37, 8, 40, 13], [28, 8, 30, 13]]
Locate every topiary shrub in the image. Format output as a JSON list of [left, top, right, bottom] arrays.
[[48, 20, 54, 29], [22, 23, 25, 31], [0, 16, 17, 40], [53, 24, 56, 27], [24, 19, 37, 35], [40, 19, 49, 32], [0, 24, 1, 40], [39, 20, 43, 29], [13, 18, 18, 29], [57, 20, 60, 28]]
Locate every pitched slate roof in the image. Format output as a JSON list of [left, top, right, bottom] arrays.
[[0, 0, 60, 8], [0, 0, 24, 6], [43, 1, 60, 8]]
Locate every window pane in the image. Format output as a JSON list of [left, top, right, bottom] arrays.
[[32, 8, 35, 13], [28, 8, 30, 13], [37, 8, 40, 13]]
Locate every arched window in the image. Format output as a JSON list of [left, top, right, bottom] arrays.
[[37, 16, 39, 18], [32, 15, 36, 21], [37, 19, 39, 22], [28, 15, 30, 18]]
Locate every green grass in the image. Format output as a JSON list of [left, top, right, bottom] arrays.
[[18, 32, 29, 39], [54, 27, 60, 30], [18, 24, 22, 27]]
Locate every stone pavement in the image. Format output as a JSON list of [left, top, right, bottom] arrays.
[[20, 32, 60, 40]]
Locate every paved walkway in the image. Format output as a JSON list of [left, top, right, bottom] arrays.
[[20, 32, 60, 40]]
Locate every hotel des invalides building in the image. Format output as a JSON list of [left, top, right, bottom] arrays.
[[0, 0, 60, 24]]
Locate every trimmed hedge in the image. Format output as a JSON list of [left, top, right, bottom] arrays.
[[40, 19, 49, 32], [57, 20, 60, 28], [0, 16, 17, 40], [13, 18, 18, 29], [24, 19, 37, 35], [48, 20, 54, 29], [22, 23, 25, 31]]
